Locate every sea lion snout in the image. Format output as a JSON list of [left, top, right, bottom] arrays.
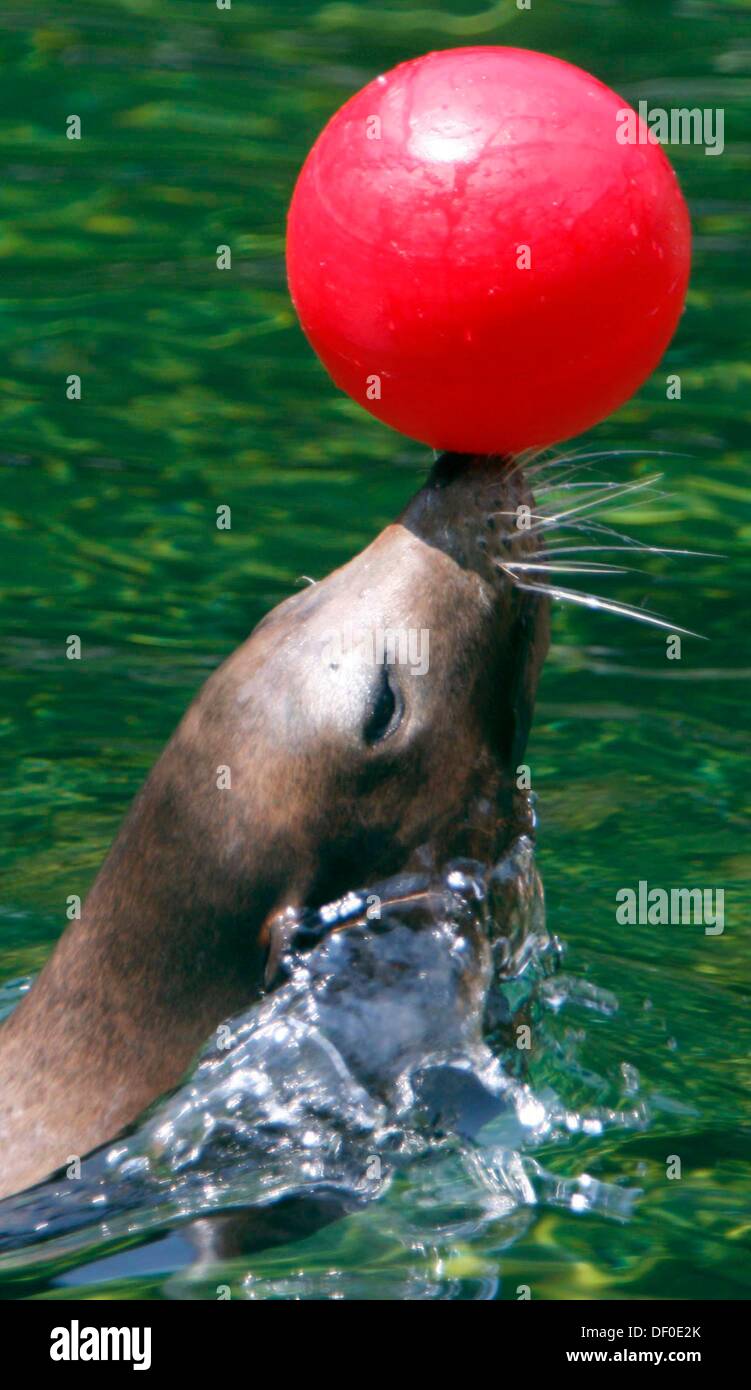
[[0, 452, 549, 1199]]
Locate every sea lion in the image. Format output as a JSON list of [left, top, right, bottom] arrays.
[[0, 452, 549, 1199]]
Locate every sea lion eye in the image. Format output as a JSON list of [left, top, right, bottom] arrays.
[[363, 667, 403, 745]]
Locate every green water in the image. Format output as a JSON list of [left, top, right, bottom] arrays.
[[1, 0, 749, 1299]]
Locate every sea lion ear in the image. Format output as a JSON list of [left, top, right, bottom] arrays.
[[509, 592, 551, 771]]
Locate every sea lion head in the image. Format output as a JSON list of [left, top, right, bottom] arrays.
[[164, 452, 550, 952]]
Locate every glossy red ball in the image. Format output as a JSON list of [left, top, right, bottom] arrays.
[[287, 47, 691, 455]]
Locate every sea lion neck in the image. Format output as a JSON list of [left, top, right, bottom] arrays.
[[0, 742, 281, 1199]]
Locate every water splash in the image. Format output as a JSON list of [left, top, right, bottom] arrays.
[[0, 828, 645, 1284]]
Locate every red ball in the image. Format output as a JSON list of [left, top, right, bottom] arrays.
[[287, 47, 691, 455]]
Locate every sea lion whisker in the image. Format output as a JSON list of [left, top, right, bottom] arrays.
[[491, 509, 549, 522], [502, 561, 632, 574], [532, 467, 614, 491], [540, 493, 674, 538], [490, 475, 664, 538], [536, 475, 664, 515], [525, 446, 692, 476], [505, 575, 705, 637], [536, 479, 651, 494], [540, 543, 720, 559], [523, 462, 627, 496], [533, 482, 666, 512], [545, 518, 663, 547], [502, 445, 550, 479], [533, 467, 603, 489]]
